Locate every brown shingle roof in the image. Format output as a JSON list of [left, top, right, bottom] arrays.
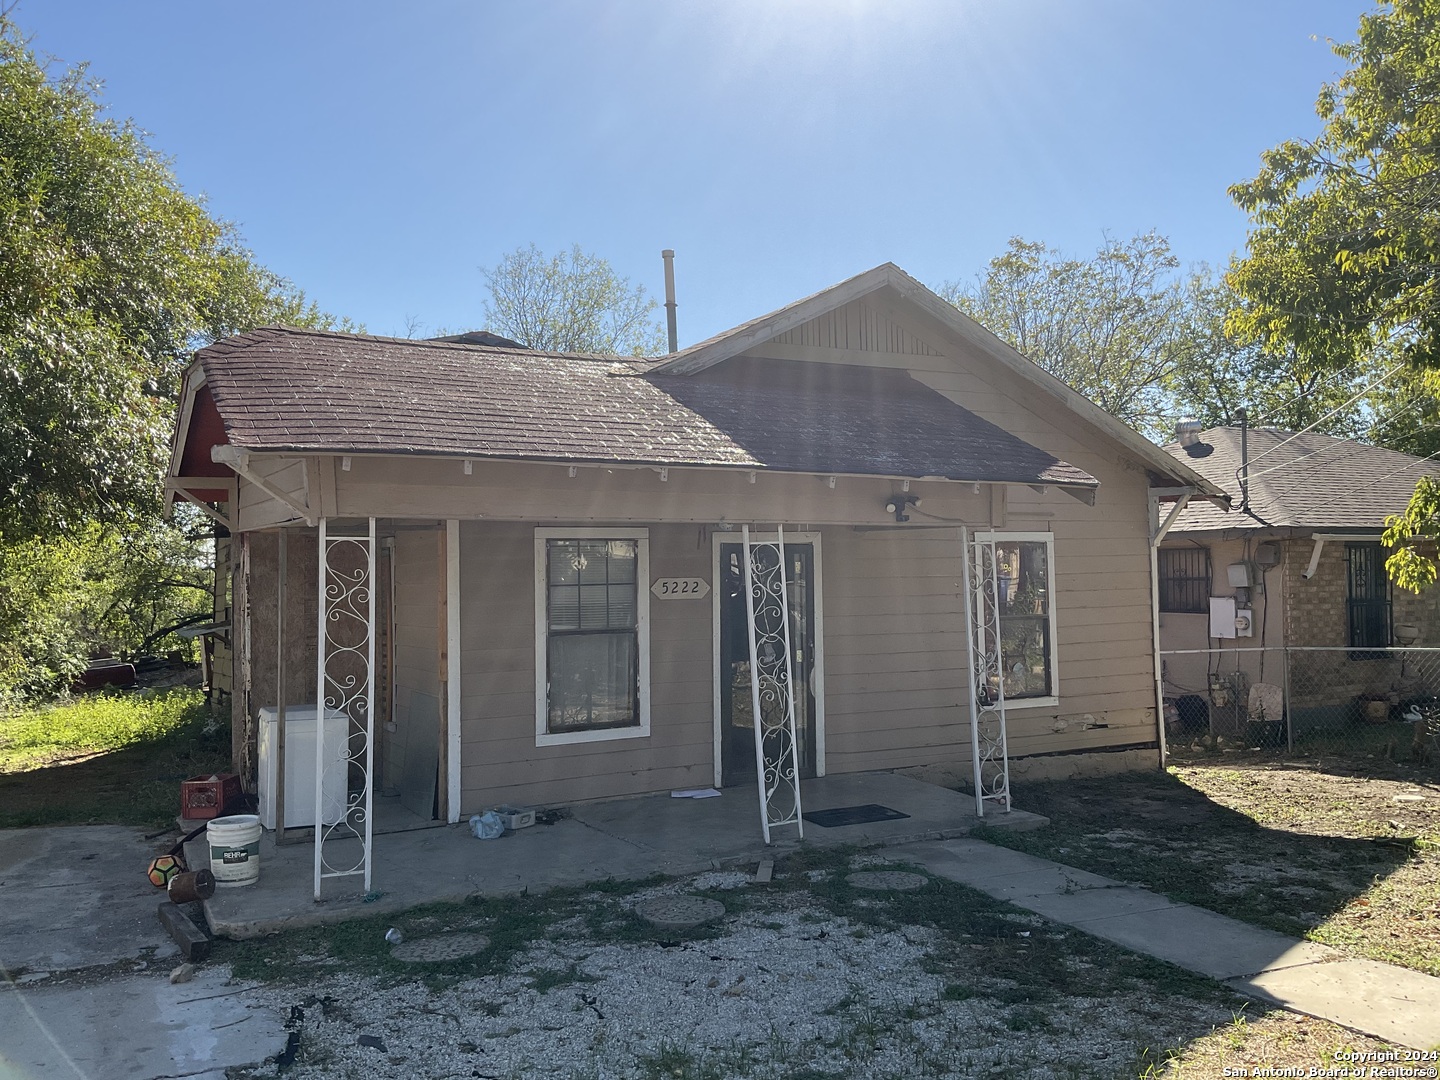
[[196, 326, 1099, 488], [1163, 426, 1440, 534]]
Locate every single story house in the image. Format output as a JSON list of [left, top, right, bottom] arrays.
[[167, 263, 1225, 887], [1157, 423, 1440, 735]]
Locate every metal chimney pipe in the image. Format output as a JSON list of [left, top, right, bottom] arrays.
[[662, 249, 678, 354]]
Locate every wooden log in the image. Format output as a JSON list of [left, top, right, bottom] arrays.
[[157, 901, 212, 962]]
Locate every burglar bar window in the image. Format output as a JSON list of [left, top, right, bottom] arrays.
[[1158, 547, 1210, 613], [1346, 542, 1392, 650]]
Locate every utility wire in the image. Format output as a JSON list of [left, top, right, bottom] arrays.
[[1237, 361, 1407, 484], [1247, 361, 1374, 428], [1242, 394, 1435, 484]]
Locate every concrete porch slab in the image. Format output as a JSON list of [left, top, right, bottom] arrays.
[[191, 771, 1047, 938]]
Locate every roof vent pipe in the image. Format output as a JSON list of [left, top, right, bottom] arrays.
[[662, 249, 678, 354], [1175, 418, 1202, 447]]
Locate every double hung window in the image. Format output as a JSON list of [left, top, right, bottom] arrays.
[[978, 532, 1058, 707], [534, 530, 650, 745]]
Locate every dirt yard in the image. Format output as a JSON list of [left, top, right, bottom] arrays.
[[987, 756, 1440, 978], [194, 847, 1403, 1079]]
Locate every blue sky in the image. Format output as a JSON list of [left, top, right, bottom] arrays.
[[22, 1, 1366, 345]]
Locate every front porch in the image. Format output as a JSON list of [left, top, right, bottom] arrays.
[[190, 771, 1046, 939]]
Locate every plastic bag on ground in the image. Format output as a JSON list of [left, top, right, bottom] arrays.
[[468, 811, 504, 839]]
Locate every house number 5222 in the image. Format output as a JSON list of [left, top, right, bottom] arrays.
[[651, 577, 710, 599]]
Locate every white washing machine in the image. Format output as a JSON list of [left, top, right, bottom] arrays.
[[257, 705, 350, 830]]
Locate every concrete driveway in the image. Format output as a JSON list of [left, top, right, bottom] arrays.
[[0, 826, 289, 1080]]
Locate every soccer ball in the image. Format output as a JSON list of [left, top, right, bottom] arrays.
[[147, 854, 184, 888]]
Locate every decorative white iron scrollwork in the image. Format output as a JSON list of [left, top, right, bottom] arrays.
[[313, 517, 377, 899], [741, 525, 805, 843], [962, 529, 1011, 816]]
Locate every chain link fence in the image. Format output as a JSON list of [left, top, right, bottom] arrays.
[[1160, 646, 1440, 765]]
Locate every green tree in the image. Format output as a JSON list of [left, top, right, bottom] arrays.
[[1167, 266, 1403, 438], [481, 243, 667, 355], [1226, 0, 1440, 587], [0, 15, 344, 542], [0, 518, 212, 703], [940, 233, 1191, 440], [1228, 0, 1440, 373]]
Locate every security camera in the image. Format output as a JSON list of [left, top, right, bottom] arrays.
[[885, 494, 920, 522]]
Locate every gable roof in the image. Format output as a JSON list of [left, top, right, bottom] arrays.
[[190, 326, 1100, 489], [653, 263, 1227, 501], [1162, 426, 1440, 534]]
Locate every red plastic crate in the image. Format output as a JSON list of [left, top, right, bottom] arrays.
[[180, 773, 242, 820]]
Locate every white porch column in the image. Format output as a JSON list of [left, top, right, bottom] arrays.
[[445, 519, 461, 823]]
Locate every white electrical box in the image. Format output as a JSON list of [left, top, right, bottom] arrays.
[[1227, 563, 1253, 588], [1235, 610, 1254, 638], [258, 705, 350, 830]]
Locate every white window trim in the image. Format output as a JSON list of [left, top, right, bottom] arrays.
[[709, 531, 826, 788], [534, 527, 651, 747], [975, 530, 1059, 711]]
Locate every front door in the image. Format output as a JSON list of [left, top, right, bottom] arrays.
[[719, 542, 818, 787]]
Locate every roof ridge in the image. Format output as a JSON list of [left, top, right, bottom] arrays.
[[199, 324, 664, 364]]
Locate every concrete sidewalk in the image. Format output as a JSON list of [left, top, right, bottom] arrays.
[[891, 837, 1440, 1052]]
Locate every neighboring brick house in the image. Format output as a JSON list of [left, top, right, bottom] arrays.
[[1157, 424, 1440, 732]]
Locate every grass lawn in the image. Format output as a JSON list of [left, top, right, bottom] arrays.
[[0, 689, 230, 828], [982, 758, 1440, 978]]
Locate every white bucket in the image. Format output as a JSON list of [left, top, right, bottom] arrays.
[[207, 815, 262, 887]]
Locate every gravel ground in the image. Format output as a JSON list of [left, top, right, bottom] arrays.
[[232, 859, 1245, 1080]]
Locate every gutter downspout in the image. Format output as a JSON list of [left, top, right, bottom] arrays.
[[1301, 532, 1382, 579], [1150, 491, 1192, 766]]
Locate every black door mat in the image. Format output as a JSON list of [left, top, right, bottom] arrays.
[[802, 804, 911, 828]]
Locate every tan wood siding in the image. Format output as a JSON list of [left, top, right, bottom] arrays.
[[767, 299, 942, 357], [332, 456, 993, 528], [820, 527, 972, 774], [236, 456, 310, 531], [456, 522, 714, 811]]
